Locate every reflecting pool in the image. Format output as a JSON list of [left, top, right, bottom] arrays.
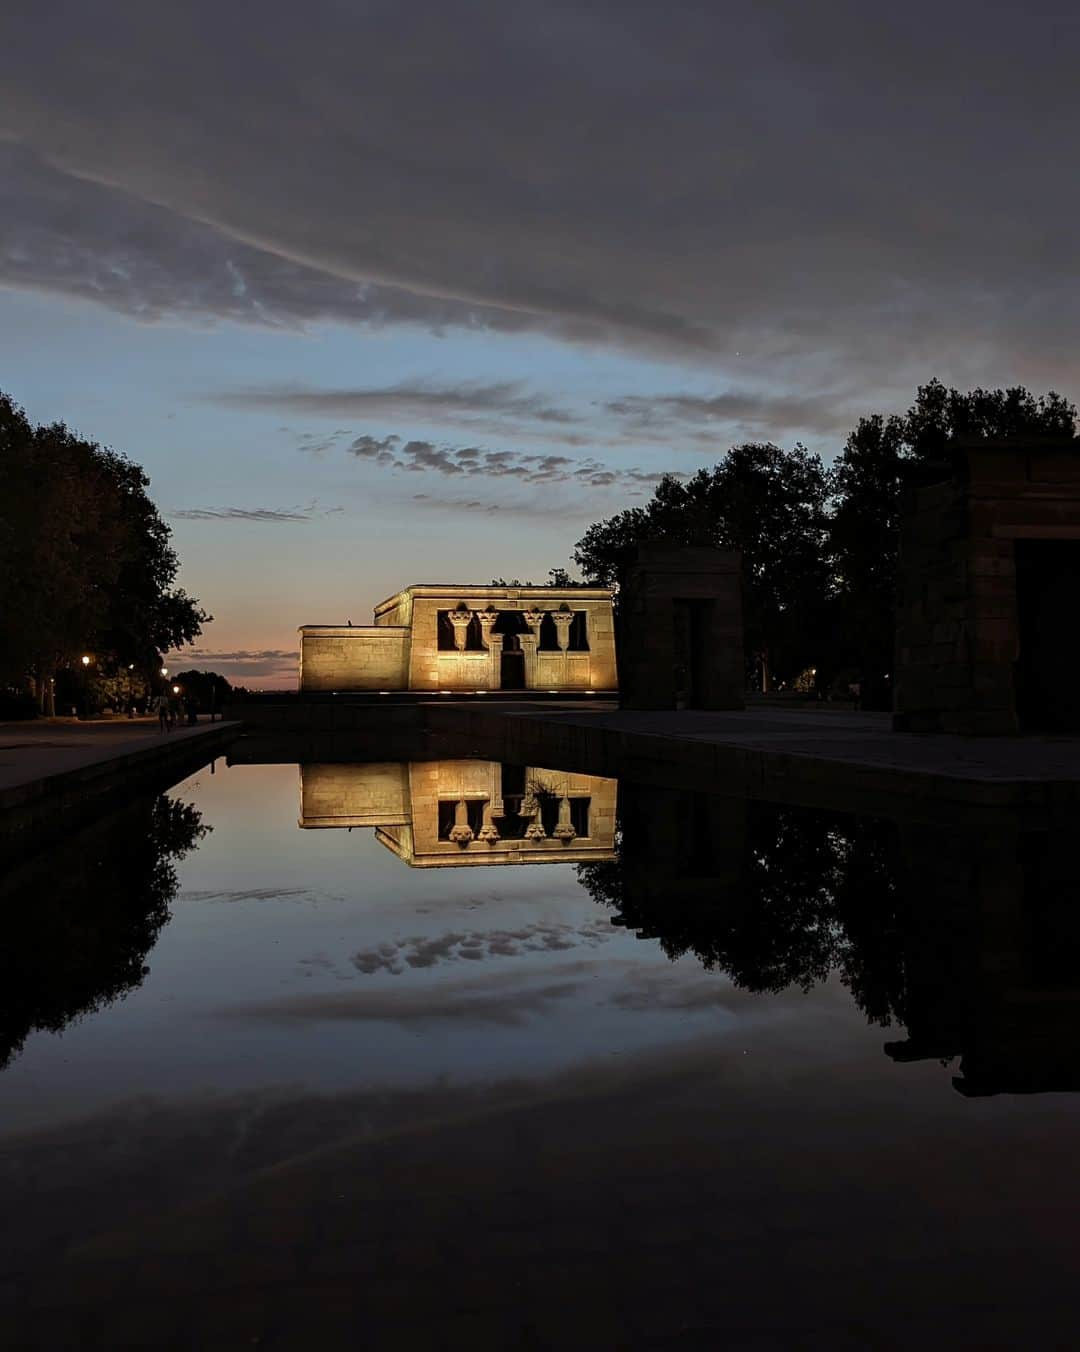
[[4, 749, 1080, 1348]]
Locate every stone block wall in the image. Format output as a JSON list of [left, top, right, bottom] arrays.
[[298, 626, 409, 692]]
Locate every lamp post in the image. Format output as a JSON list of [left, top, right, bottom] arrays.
[[80, 654, 92, 719]]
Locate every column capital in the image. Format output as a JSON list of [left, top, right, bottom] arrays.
[[550, 609, 575, 651], [448, 609, 472, 651]]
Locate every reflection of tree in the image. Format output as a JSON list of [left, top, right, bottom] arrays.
[[0, 794, 208, 1068], [578, 793, 905, 1025]]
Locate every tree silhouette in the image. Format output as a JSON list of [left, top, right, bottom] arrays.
[[0, 793, 209, 1068]]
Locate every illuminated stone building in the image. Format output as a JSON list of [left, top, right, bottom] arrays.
[[299, 583, 617, 693], [299, 759, 617, 867]]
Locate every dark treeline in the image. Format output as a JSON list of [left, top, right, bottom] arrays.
[[0, 392, 208, 714], [571, 379, 1076, 702]]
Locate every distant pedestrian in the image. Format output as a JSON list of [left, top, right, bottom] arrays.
[[154, 693, 171, 732]]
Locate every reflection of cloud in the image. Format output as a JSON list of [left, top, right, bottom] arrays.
[[181, 887, 312, 903], [228, 978, 585, 1029], [352, 920, 616, 975]]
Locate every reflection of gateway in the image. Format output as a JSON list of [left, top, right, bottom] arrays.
[[300, 760, 616, 867]]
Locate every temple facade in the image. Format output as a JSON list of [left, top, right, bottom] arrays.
[[299, 759, 617, 867], [299, 583, 617, 692]]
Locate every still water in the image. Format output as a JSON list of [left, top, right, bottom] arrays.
[[4, 749, 1080, 1348]]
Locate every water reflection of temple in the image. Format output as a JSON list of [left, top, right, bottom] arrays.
[[585, 780, 1080, 1097], [299, 760, 617, 867]]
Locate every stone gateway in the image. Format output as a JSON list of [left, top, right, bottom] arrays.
[[894, 438, 1080, 734], [299, 583, 617, 693]]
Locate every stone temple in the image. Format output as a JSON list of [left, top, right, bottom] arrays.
[[299, 583, 617, 693]]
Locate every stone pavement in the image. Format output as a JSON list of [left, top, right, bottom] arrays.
[[0, 717, 241, 807], [424, 702, 1080, 818], [503, 705, 1080, 781]]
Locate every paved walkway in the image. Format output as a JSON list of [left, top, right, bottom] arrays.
[[497, 705, 1080, 783], [425, 702, 1080, 817], [0, 717, 240, 800]]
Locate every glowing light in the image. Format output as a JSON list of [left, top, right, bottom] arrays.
[[172, 684, 181, 694], [160, 667, 168, 678], [81, 655, 91, 667]]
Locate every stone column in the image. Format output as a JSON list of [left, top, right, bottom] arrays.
[[448, 799, 474, 845], [553, 796, 577, 842], [477, 800, 500, 843], [475, 607, 500, 647], [521, 610, 544, 690], [551, 609, 574, 652], [473, 607, 499, 688], [448, 609, 472, 651]]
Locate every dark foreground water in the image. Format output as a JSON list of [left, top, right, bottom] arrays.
[[3, 750, 1080, 1349]]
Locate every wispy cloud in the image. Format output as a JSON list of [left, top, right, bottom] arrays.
[[336, 431, 673, 494], [171, 500, 342, 523], [216, 380, 580, 433], [165, 648, 299, 680], [604, 390, 860, 440]]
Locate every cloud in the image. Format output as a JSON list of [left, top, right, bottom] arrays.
[[171, 501, 342, 522], [220, 379, 576, 425], [3, 0, 1080, 422], [165, 648, 298, 679], [605, 391, 861, 441], [330, 430, 674, 497]]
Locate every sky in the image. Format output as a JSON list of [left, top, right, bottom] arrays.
[[3, 1, 1079, 686]]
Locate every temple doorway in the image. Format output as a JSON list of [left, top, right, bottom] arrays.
[[494, 611, 530, 689], [500, 644, 525, 689], [1015, 539, 1080, 732], [673, 598, 713, 709]]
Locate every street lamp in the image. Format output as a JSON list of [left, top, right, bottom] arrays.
[[160, 667, 168, 678], [79, 654, 92, 719], [172, 684, 181, 695]]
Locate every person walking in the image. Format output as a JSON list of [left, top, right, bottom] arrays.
[[154, 692, 171, 733]]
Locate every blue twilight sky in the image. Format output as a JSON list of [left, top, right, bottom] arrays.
[[3, 2, 1079, 685]]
